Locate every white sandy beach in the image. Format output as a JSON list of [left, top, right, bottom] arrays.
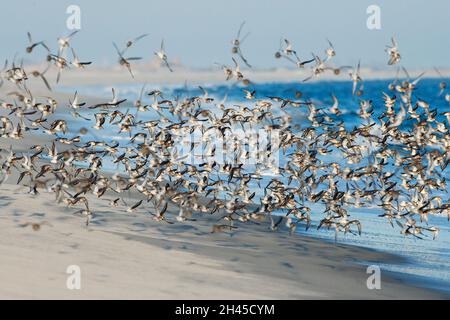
[[0, 71, 449, 299]]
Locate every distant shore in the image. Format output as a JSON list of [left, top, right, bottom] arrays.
[[18, 63, 450, 90]]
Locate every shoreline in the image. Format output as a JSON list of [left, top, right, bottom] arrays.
[[301, 230, 450, 296], [1, 78, 449, 299]]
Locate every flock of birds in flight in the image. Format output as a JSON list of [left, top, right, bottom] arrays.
[[0, 22, 449, 241]]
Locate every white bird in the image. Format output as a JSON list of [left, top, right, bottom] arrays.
[[385, 37, 401, 65], [57, 30, 78, 54], [154, 39, 173, 72]]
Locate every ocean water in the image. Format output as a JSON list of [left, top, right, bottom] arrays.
[[57, 78, 450, 293]]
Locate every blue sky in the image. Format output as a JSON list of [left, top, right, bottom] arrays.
[[1, 0, 449, 69]]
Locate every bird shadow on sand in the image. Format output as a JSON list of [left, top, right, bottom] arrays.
[[0, 195, 13, 208], [156, 223, 203, 236], [28, 212, 46, 217]]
